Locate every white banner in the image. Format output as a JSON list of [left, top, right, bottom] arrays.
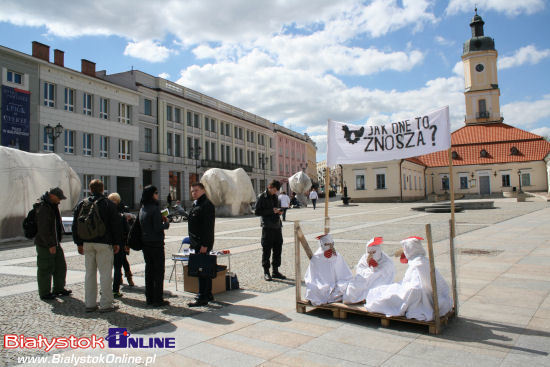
[[327, 106, 451, 166]]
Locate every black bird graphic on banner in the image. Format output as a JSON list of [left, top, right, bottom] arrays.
[[342, 125, 364, 144]]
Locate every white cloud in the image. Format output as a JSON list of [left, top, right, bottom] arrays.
[[501, 94, 550, 127], [435, 36, 454, 46], [158, 72, 170, 79], [446, 0, 545, 16], [531, 127, 550, 138], [499, 45, 550, 69], [123, 40, 176, 63]]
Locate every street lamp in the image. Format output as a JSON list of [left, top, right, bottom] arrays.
[[260, 156, 269, 191], [45, 123, 63, 152], [190, 145, 202, 179], [517, 169, 522, 193], [430, 172, 435, 194]]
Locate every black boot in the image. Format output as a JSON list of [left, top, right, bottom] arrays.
[[263, 268, 272, 281], [272, 268, 286, 280]]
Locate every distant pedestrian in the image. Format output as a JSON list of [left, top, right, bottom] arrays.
[[167, 193, 173, 207], [139, 185, 170, 307], [278, 191, 290, 221], [255, 180, 286, 281], [108, 193, 134, 299], [34, 187, 71, 301], [309, 189, 318, 210], [187, 182, 216, 307], [73, 179, 122, 313]]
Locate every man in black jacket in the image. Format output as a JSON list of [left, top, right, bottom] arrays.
[[73, 179, 122, 313], [187, 182, 216, 307], [255, 180, 286, 281], [35, 187, 71, 300]]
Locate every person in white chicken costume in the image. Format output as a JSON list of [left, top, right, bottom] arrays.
[[343, 237, 395, 304], [305, 233, 353, 306], [365, 236, 452, 321]]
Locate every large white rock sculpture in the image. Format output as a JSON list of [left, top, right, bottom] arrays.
[[201, 168, 256, 216], [0, 147, 81, 239], [289, 171, 312, 207]]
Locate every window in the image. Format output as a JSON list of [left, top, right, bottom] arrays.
[[194, 139, 200, 158], [441, 176, 449, 190], [226, 146, 230, 162], [250, 151, 255, 167], [174, 108, 181, 123], [220, 122, 225, 136], [501, 174, 510, 187], [119, 139, 131, 160], [99, 136, 108, 158], [205, 140, 210, 160], [167, 132, 173, 156], [408, 175, 412, 190], [460, 176, 468, 189], [211, 142, 216, 161], [99, 176, 109, 192], [82, 174, 93, 198], [194, 113, 200, 128], [44, 82, 55, 107], [187, 111, 192, 126], [355, 172, 365, 190], [175, 134, 181, 157], [235, 147, 238, 163], [270, 138, 273, 148], [64, 88, 75, 112], [43, 127, 54, 152], [7, 70, 23, 84], [239, 128, 243, 140], [251, 132, 255, 143], [521, 173, 531, 187], [376, 174, 386, 189], [99, 98, 109, 119], [210, 119, 216, 133], [478, 99, 487, 114], [270, 155, 274, 171], [144, 128, 152, 153], [414, 176, 417, 190], [187, 137, 192, 157], [83, 133, 93, 156], [279, 162, 283, 172], [204, 117, 210, 131], [118, 103, 130, 124], [239, 148, 243, 164], [83, 93, 93, 115], [226, 123, 230, 137], [64, 130, 75, 154], [235, 126, 238, 138], [144, 98, 152, 116], [166, 105, 173, 121], [221, 144, 225, 161], [403, 174, 406, 190]]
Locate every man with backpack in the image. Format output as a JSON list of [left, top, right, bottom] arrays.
[[33, 187, 71, 301], [73, 179, 122, 313]]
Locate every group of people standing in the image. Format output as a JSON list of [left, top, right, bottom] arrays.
[[34, 179, 217, 312]]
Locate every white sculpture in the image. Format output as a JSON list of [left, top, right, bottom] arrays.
[[289, 171, 312, 207], [0, 147, 81, 239], [201, 168, 256, 216]]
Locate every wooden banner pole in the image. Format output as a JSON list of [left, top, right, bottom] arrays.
[[294, 221, 302, 308], [426, 223, 441, 334], [324, 167, 330, 234], [447, 148, 458, 315]]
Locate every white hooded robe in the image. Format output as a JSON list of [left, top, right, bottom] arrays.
[[305, 240, 353, 306], [343, 249, 394, 304], [365, 238, 452, 321]]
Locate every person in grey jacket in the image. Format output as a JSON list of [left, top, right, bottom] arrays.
[[139, 185, 169, 307]]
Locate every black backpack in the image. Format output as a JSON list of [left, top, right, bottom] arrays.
[[22, 203, 41, 239], [127, 213, 143, 251]]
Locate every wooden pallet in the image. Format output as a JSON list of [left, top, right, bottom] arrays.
[[297, 300, 455, 334]]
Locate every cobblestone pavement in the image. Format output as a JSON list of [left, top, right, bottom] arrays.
[[0, 198, 548, 365]]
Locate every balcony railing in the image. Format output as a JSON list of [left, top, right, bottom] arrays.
[[201, 159, 253, 172], [476, 111, 490, 119]]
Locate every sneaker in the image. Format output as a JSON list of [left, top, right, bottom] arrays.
[[113, 291, 123, 298], [272, 271, 286, 280], [188, 299, 209, 307], [54, 289, 72, 296], [40, 293, 56, 301], [99, 305, 119, 313], [264, 273, 273, 281], [85, 305, 98, 313]]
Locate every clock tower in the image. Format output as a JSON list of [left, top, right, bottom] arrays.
[[462, 10, 501, 125]]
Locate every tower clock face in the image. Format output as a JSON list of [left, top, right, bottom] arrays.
[[475, 63, 484, 72]]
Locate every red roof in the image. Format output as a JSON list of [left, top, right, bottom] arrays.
[[415, 123, 550, 167]]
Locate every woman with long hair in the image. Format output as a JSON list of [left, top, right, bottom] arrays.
[[139, 185, 169, 307]]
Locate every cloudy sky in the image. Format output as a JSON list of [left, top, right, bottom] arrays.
[[1, 0, 549, 160]]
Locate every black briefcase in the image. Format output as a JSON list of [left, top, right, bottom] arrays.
[[187, 253, 217, 279]]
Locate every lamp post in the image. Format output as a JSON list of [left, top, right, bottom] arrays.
[[45, 123, 63, 152], [190, 145, 202, 179], [517, 170, 522, 193]]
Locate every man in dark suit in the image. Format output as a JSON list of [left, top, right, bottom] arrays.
[[187, 182, 216, 307]]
